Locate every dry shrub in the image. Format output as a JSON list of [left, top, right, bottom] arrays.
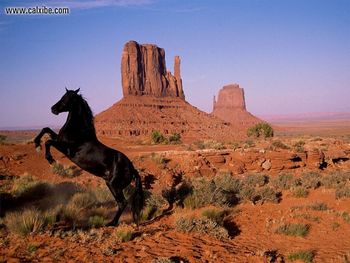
[[175, 216, 229, 240], [243, 173, 269, 187], [287, 250, 314, 263], [291, 186, 309, 198], [276, 223, 309, 237], [300, 172, 321, 189], [271, 173, 296, 191]]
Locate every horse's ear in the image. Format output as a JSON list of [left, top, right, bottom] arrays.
[[65, 87, 68, 92], [74, 88, 80, 94]]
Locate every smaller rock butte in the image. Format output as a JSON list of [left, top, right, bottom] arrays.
[[121, 40, 185, 99], [212, 84, 262, 127]]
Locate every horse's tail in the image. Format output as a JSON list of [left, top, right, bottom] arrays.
[[131, 168, 144, 224]]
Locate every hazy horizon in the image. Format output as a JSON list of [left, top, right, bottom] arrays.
[[1, 0, 349, 128]]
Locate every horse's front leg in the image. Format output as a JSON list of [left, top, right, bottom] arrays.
[[34, 127, 58, 151], [44, 139, 69, 164]]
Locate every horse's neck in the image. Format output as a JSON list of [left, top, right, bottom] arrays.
[[60, 106, 96, 141]]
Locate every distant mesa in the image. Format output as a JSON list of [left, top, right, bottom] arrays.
[[95, 40, 263, 140], [121, 40, 185, 99], [212, 84, 262, 126]]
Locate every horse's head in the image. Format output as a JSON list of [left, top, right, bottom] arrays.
[[51, 88, 80, 115]]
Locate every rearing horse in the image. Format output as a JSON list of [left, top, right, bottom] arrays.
[[34, 88, 144, 226]]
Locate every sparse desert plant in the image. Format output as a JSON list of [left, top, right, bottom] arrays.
[[151, 130, 166, 144], [184, 175, 238, 209], [335, 185, 350, 199], [238, 186, 257, 202], [88, 215, 106, 227], [308, 202, 328, 211], [201, 208, 227, 225], [175, 216, 229, 240], [287, 250, 314, 263], [193, 140, 225, 150], [291, 186, 309, 198], [244, 139, 255, 148], [11, 174, 38, 196], [293, 213, 320, 223], [257, 186, 280, 203], [27, 243, 39, 253], [52, 162, 80, 178], [243, 173, 269, 187], [168, 133, 182, 144], [247, 123, 274, 138], [293, 140, 306, 153], [214, 172, 241, 193], [300, 171, 321, 189], [114, 224, 134, 242], [271, 172, 296, 191], [332, 222, 340, 231], [151, 153, 171, 167], [90, 185, 114, 203], [339, 212, 350, 224], [322, 171, 350, 189], [69, 192, 97, 210], [5, 209, 45, 236], [141, 192, 166, 221], [0, 134, 7, 144], [276, 223, 309, 237], [269, 140, 290, 150]]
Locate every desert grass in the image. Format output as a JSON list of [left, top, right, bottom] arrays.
[[5, 208, 45, 236], [276, 223, 310, 237], [114, 224, 134, 242], [243, 173, 268, 187], [51, 162, 80, 178], [287, 250, 314, 263], [291, 186, 309, 198]]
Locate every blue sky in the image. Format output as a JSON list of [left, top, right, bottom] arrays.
[[0, 0, 349, 128]]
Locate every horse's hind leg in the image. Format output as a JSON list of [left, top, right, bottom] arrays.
[[106, 182, 127, 226]]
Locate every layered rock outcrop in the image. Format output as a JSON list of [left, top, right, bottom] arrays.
[[95, 41, 259, 140], [121, 41, 185, 99], [212, 84, 261, 126]]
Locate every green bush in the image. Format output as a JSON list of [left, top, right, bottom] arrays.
[[247, 123, 274, 138], [169, 133, 182, 144], [151, 130, 166, 144], [201, 209, 227, 225]]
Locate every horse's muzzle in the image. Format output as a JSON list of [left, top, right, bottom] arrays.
[[51, 107, 59, 115]]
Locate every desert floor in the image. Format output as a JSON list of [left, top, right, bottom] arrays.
[[1, 120, 350, 263]]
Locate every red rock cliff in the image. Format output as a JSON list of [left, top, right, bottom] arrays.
[[121, 41, 185, 99]]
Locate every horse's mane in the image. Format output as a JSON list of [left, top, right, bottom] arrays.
[[75, 94, 96, 135]]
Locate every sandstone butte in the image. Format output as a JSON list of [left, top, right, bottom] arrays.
[[95, 40, 262, 141], [212, 84, 262, 127]]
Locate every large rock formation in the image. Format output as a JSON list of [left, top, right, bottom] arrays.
[[121, 41, 185, 99], [212, 84, 261, 126], [95, 41, 259, 141]]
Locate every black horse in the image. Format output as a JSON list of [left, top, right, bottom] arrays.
[[34, 88, 143, 226]]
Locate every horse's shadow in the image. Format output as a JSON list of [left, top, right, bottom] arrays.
[[0, 182, 82, 217]]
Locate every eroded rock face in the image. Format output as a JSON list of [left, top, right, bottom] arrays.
[[121, 41, 185, 99], [212, 84, 262, 126]]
